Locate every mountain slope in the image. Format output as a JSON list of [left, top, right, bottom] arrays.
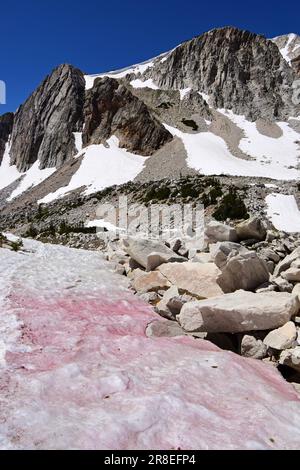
[[0, 26, 299, 208]]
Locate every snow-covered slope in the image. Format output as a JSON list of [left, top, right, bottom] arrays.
[[266, 193, 300, 232], [1, 238, 300, 449]]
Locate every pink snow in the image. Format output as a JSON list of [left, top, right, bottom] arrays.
[[1, 240, 300, 449]]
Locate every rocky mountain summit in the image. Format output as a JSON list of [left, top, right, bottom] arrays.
[[0, 26, 299, 214]]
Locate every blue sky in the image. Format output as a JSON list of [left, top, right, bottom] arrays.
[[1, 0, 300, 114]]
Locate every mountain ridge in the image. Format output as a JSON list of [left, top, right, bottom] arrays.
[[0, 26, 299, 210]]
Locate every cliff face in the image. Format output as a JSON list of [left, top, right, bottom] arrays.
[[83, 77, 172, 154], [9, 64, 85, 172], [0, 112, 14, 164], [146, 27, 297, 120]]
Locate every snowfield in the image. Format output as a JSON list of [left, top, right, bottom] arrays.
[[266, 193, 300, 232], [39, 136, 147, 204], [1, 239, 300, 449]]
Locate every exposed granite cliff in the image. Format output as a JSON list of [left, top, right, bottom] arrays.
[[145, 27, 297, 120], [10, 64, 85, 171], [83, 77, 172, 155]]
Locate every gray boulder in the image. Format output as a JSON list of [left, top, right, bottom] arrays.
[[240, 335, 268, 359], [236, 217, 266, 241], [217, 251, 270, 293], [205, 220, 238, 243]]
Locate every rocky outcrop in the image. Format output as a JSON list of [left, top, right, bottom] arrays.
[[10, 64, 85, 171], [82, 77, 172, 155], [0, 112, 14, 164], [146, 27, 297, 120], [178, 290, 299, 333]]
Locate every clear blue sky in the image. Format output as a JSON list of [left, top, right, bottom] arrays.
[[1, 0, 300, 114]]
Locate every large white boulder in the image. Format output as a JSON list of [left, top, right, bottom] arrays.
[[178, 290, 299, 333], [123, 238, 186, 271], [157, 262, 224, 298]]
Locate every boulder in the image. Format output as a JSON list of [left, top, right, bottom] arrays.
[[157, 262, 224, 298], [146, 319, 194, 338], [273, 247, 300, 277], [209, 241, 248, 269], [292, 284, 300, 300], [263, 321, 297, 351], [280, 347, 300, 372], [217, 251, 270, 293], [155, 286, 180, 320], [282, 268, 300, 283], [178, 290, 299, 333], [205, 220, 238, 243], [123, 238, 186, 271], [236, 217, 266, 241], [131, 270, 170, 293], [273, 277, 293, 293], [240, 335, 268, 359]]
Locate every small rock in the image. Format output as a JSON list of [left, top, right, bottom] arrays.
[[240, 335, 268, 359], [131, 270, 170, 293], [280, 347, 300, 372], [281, 268, 300, 282], [273, 277, 293, 293], [263, 321, 297, 351]]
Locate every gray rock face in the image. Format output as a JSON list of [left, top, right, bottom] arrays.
[[146, 27, 297, 120], [83, 77, 172, 155], [0, 113, 14, 164], [10, 64, 85, 171]]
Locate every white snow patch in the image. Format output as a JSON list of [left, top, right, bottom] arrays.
[[39, 137, 147, 204], [85, 219, 120, 232], [73, 132, 83, 153], [218, 109, 300, 179], [198, 92, 210, 103], [7, 161, 56, 201], [266, 193, 300, 233], [179, 88, 191, 100], [84, 59, 155, 90], [164, 123, 299, 180], [130, 78, 159, 90], [0, 142, 22, 190]]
